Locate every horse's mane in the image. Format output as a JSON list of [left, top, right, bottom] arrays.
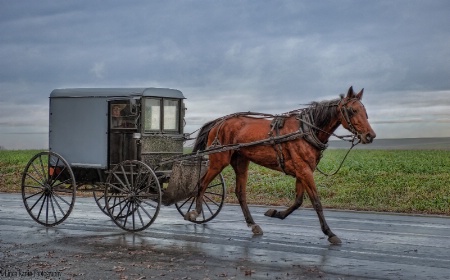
[[192, 97, 342, 153], [302, 98, 341, 129], [192, 119, 220, 152]]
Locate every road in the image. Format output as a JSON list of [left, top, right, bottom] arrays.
[[1, 193, 450, 279]]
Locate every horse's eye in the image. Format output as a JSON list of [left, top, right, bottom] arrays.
[[348, 108, 356, 116]]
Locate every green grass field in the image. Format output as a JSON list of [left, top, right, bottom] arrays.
[[1, 149, 449, 215]]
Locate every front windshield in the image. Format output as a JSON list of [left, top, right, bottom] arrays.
[[144, 98, 180, 133], [144, 98, 161, 131], [163, 99, 179, 131]]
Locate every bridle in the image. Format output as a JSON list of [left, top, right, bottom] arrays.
[[314, 98, 367, 177], [338, 97, 368, 139]]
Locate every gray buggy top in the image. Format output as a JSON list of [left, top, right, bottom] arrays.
[[49, 88, 185, 169]]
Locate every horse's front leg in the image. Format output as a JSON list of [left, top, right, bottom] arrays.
[[184, 167, 220, 222], [232, 156, 263, 235], [264, 178, 304, 219], [303, 173, 341, 244]]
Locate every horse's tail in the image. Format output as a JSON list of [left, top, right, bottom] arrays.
[[192, 119, 220, 153]]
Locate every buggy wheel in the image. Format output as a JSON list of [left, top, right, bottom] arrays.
[[175, 173, 225, 224], [21, 151, 76, 227], [91, 184, 109, 216], [105, 160, 161, 232]]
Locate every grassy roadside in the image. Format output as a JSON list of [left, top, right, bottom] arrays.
[[220, 149, 450, 215], [1, 149, 449, 215]]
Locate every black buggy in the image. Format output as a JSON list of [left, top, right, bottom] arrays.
[[21, 88, 225, 231]]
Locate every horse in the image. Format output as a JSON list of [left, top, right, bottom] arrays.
[[186, 86, 376, 244]]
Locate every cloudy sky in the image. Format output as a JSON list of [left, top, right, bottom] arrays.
[[1, 0, 450, 149]]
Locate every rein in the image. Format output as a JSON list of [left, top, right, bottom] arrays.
[[297, 111, 360, 176], [315, 136, 360, 176]]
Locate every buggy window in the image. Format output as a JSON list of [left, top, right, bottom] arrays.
[[144, 98, 180, 133], [144, 98, 161, 131], [110, 103, 136, 129], [163, 99, 179, 130]]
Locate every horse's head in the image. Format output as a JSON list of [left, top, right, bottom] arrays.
[[338, 86, 376, 144]]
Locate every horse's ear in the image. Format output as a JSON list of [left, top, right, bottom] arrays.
[[356, 88, 364, 100], [346, 86, 354, 98]]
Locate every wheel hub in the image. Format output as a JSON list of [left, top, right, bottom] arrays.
[[44, 183, 52, 195]]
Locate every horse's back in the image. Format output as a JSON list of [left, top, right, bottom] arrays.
[[207, 116, 273, 146]]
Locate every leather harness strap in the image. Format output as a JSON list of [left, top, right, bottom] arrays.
[[269, 117, 288, 174]]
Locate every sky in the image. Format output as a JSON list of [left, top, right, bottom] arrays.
[[1, 0, 450, 149]]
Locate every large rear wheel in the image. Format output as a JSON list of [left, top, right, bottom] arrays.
[[105, 160, 161, 232], [21, 151, 76, 227], [175, 173, 225, 223]]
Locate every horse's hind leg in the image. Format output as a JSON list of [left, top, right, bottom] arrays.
[[231, 155, 263, 235], [264, 178, 304, 219]]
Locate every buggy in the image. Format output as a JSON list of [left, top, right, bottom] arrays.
[[21, 88, 225, 231]]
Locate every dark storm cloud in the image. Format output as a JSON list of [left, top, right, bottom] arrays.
[[1, 0, 450, 148]]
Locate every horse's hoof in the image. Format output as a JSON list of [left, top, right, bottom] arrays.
[[264, 209, 278, 217], [251, 224, 263, 235], [328, 235, 342, 245], [184, 210, 198, 221]]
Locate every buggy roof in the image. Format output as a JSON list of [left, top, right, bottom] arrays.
[[50, 87, 185, 99]]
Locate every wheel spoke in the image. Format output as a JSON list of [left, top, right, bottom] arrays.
[[175, 173, 225, 224], [51, 191, 73, 207], [25, 173, 46, 188], [203, 193, 221, 207], [24, 189, 45, 201], [202, 199, 215, 216], [120, 164, 131, 190], [113, 200, 128, 221], [38, 155, 46, 179], [36, 194, 47, 220], [112, 172, 129, 191], [48, 157, 61, 183], [23, 184, 45, 190], [130, 164, 134, 191], [28, 191, 45, 211], [134, 167, 146, 188], [45, 194, 50, 224], [135, 198, 154, 220], [49, 166, 67, 187], [137, 197, 159, 209], [109, 195, 128, 209], [49, 194, 57, 223]]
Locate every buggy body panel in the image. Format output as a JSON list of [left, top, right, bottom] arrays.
[[49, 88, 185, 169]]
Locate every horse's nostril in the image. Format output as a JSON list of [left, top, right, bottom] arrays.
[[366, 135, 373, 143]]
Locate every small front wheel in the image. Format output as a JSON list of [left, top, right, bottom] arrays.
[[105, 160, 161, 232], [21, 151, 76, 227], [175, 173, 225, 223]]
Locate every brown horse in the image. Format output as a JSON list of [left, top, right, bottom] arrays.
[[187, 86, 376, 244]]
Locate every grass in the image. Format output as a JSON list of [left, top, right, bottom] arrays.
[[0, 150, 43, 193], [1, 149, 449, 215], [220, 149, 450, 215]]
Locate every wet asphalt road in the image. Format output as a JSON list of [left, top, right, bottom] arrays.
[[1, 193, 450, 280]]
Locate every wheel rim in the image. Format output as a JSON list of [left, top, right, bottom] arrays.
[[21, 151, 76, 227], [91, 184, 109, 216], [105, 160, 161, 232], [175, 173, 225, 224]]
